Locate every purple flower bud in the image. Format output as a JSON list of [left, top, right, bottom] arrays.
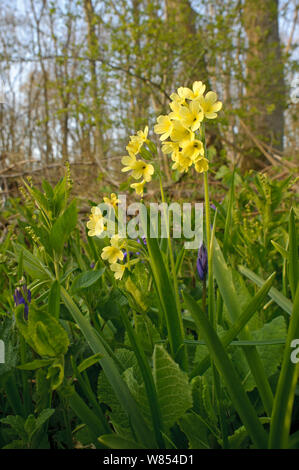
[[13, 285, 31, 320], [196, 244, 208, 281], [90, 262, 95, 269], [210, 203, 216, 211]]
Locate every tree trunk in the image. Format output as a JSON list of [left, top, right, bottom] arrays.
[[243, 0, 285, 170], [83, 0, 105, 171]]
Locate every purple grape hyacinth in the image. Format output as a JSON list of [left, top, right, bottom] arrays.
[[196, 243, 208, 281], [13, 285, 31, 320]]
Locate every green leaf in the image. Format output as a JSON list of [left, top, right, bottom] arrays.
[[238, 265, 293, 315], [184, 292, 268, 449], [65, 388, 107, 447], [0, 415, 26, 441], [98, 434, 144, 449], [71, 269, 105, 292], [213, 239, 274, 416], [61, 287, 155, 448], [46, 356, 65, 390], [271, 240, 288, 259], [78, 353, 104, 373], [121, 310, 165, 448], [288, 208, 299, 301], [13, 244, 54, 281], [17, 359, 53, 370], [179, 413, 210, 449], [98, 349, 139, 440], [24, 415, 36, 438], [141, 210, 187, 370], [153, 345, 192, 430], [269, 285, 299, 448], [231, 317, 286, 392], [15, 305, 69, 357], [33, 409, 55, 435], [48, 280, 60, 319], [49, 199, 77, 255]]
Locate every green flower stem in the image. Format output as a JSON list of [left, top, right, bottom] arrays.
[[143, 211, 188, 370], [159, 176, 181, 316]]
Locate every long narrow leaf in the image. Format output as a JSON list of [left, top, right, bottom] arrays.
[[184, 292, 268, 449], [269, 285, 299, 448], [288, 208, 299, 301], [238, 265, 293, 315], [120, 310, 165, 448], [141, 210, 187, 370], [213, 240, 274, 416], [60, 287, 155, 448], [190, 272, 276, 378]]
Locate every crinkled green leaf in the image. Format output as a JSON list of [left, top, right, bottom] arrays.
[[231, 316, 286, 392], [153, 345, 192, 430]]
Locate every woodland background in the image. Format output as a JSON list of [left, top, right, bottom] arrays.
[[0, 0, 298, 202]]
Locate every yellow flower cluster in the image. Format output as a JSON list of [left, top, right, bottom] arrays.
[[87, 193, 120, 238], [103, 192, 120, 209], [86, 206, 105, 237], [121, 126, 154, 196], [101, 234, 127, 280], [154, 81, 222, 173]]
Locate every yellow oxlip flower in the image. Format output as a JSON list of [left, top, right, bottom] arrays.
[[180, 138, 204, 161], [170, 121, 193, 143], [198, 91, 222, 119], [176, 100, 204, 132], [101, 235, 125, 264], [195, 158, 209, 173], [122, 153, 138, 172], [154, 115, 173, 141], [171, 151, 193, 173], [168, 100, 182, 120], [86, 206, 105, 237], [130, 179, 146, 196], [122, 154, 153, 181], [110, 262, 126, 280], [170, 92, 186, 106], [126, 139, 141, 155], [176, 86, 193, 100], [131, 161, 154, 182], [185, 81, 206, 100], [103, 193, 119, 208], [161, 141, 180, 155], [136, 125, 148, 142], [126, 126, 149, 155]]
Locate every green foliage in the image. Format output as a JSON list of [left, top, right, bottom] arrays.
[[1, 409, 54, 449], [0, 170, 298, 449]]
